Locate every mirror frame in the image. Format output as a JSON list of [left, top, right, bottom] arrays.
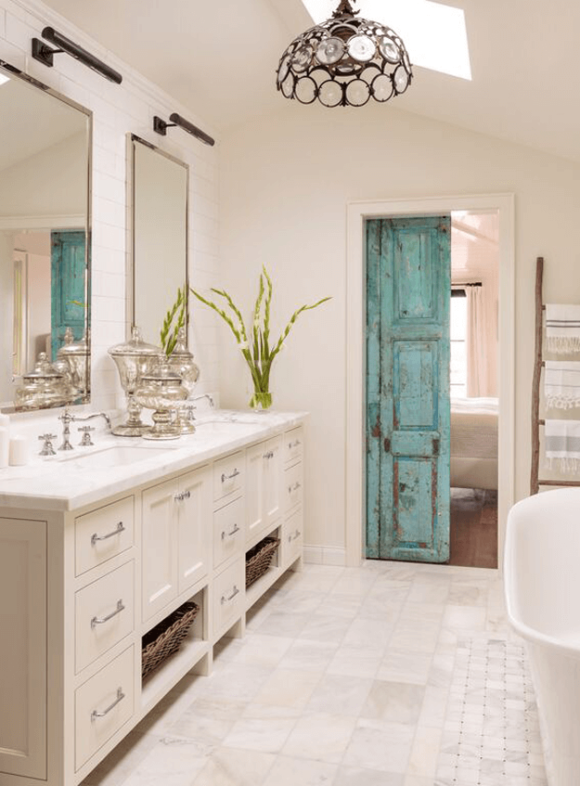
[[129, 133, 189, 347], [0, 59, 92, 411]]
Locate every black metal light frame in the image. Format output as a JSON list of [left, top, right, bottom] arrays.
[[32, 27, 122, 84], [153, 113, 215, 147]]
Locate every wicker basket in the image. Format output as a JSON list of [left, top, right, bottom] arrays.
[[245, 536, 280, 589], [141, 601, 199, 679]]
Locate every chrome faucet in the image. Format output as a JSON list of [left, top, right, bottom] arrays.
[[58, 408, 112, 451], [58, 409, 74, 451], [192, 393, 215, 408], [72, 411, 112, 431]]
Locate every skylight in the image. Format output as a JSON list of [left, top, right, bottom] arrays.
[[300, 0, 472, 80]]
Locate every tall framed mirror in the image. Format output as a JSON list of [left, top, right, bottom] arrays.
[[131, 135, 188, 348], [0, 61, 91, 411]]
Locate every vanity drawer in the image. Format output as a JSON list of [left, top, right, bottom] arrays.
[[283, 507, 303, 568], [213, 451, 244, 502], [75, 561, 134, 674], [284, 461, 303, 512], [75, 645, 135, 771], [213, 495, 245, 570], [75, 496, 134, 576], [212, 558, 245, 641], [283, 426, 304, 465]]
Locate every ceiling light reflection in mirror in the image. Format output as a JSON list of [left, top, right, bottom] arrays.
[[300, 0, 472, 80], [0, 74, 9, 86]]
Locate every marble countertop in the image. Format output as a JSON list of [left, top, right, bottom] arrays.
[[0, 410, 306, 513]]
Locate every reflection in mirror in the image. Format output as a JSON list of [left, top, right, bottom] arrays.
[[0, 62, 91, 411], [131, 135, 188, 348]]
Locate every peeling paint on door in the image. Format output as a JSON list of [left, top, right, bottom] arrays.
[[366, 216, 451, 563]]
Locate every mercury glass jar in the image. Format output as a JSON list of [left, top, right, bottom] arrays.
[[56, 327, 90, 399], [133, 362, 188, 440], [14, 352, 71, 410], [167, 327, 200, 434], [108, 326, 164, 436]]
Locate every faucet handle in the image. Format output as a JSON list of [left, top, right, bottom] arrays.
[[59, 407, 72, 423], [38, 433, 57, 456], [78, 426, 95, 447]]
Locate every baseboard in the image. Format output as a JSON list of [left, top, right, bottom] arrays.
[[304, 545, 347, 566]]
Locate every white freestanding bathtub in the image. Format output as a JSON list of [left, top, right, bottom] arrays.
[[504, 488, 580, 786]]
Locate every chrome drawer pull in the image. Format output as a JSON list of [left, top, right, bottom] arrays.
[[263, 451, 274, 460], [91, 688, 125, 722], [221, 523, 240, 540], [91, 521, 125, 545], [288, 529, 301, 542], [221, 585, 240, 605], [91, 599, 125, 629], [221, 468, 240, 482], [174, 490, 191, 502], [288, 439, 301, 449], [288, 482, 302, 493]]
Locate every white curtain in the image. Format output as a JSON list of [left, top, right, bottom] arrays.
[[466, 285, 488, 397]]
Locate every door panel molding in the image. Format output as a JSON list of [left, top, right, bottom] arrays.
[[346, 193, 515, 569]]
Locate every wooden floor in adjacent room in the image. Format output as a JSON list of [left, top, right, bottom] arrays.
[[449, 488, 498, 569]]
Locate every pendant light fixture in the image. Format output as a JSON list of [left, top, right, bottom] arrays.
[[276, 0, 413, 107]]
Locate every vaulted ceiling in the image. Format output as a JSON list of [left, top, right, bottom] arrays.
[[40, 0, 580, 163]]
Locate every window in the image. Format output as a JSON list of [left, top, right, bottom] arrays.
[[450, 290, 467, 397]]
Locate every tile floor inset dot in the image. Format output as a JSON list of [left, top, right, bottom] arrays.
[[436, 635, 547, 786]]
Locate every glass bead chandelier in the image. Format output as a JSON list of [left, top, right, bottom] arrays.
[[276, 0, 413, 108]]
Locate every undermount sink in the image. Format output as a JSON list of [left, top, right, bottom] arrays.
[[59, 444, 174, 470]]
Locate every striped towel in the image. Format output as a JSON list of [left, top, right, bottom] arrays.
[[545, 304, 580, 354], [545, 361, 580, 409], [545, 419, 580, 473]]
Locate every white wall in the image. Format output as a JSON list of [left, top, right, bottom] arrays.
[[219, 102, 580, 561], [0, 0, 220, 411]]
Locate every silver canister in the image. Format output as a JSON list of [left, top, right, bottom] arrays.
[[167, 327, 200, 434], [133, 362, 188, 440], [108, 326, 164, 436]]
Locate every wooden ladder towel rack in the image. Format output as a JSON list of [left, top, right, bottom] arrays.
[[530, 256, 580, 494]]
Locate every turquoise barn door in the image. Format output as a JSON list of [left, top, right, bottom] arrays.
[[366, 216, 451, 563], [51, 230, 87, 361]]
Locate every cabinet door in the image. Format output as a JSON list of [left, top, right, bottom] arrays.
[[142, 478, 179, 621], [263, 436, 283, 528], [246, 442, 266, 542], [178, 466, 211, 593], [0, 518, 47, 780]]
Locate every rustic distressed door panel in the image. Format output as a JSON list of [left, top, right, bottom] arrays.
[[366, 216, 451, 562]]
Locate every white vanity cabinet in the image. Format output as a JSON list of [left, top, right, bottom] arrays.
[[0, 413, 305, 786], [281, 425, 305, 570], [245, 435, 283, 546], [141, 465, 211, 622]]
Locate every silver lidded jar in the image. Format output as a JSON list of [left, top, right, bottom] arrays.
[[133, 361, 188, 440], [167, 327, 200, 434], [14, 352, 72, 410], [108, 326, 164, 436]]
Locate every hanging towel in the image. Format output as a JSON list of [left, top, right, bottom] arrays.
[[545, 304, 580, 354], [544, 361, 580, 409], [544, 419, 580, 474]]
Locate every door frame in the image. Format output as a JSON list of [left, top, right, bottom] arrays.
[[345, 193, 515, 568]]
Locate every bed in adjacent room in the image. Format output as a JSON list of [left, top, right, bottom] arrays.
[[450, 396, 498, 490]]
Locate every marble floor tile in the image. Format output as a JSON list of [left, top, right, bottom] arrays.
[[253, 668, 322, 709], [326, 644, 383, 679], [261, 755, 337, 786], [282, 712, 357, 764], [79, 562, 548, 786], [333, 766, 405, 786], [306, 673, 373, 716], [190, 747, 275, 786], [361, 680, 426, 725], [377, 649, 433, 685], [343, 718, 415, 773]]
